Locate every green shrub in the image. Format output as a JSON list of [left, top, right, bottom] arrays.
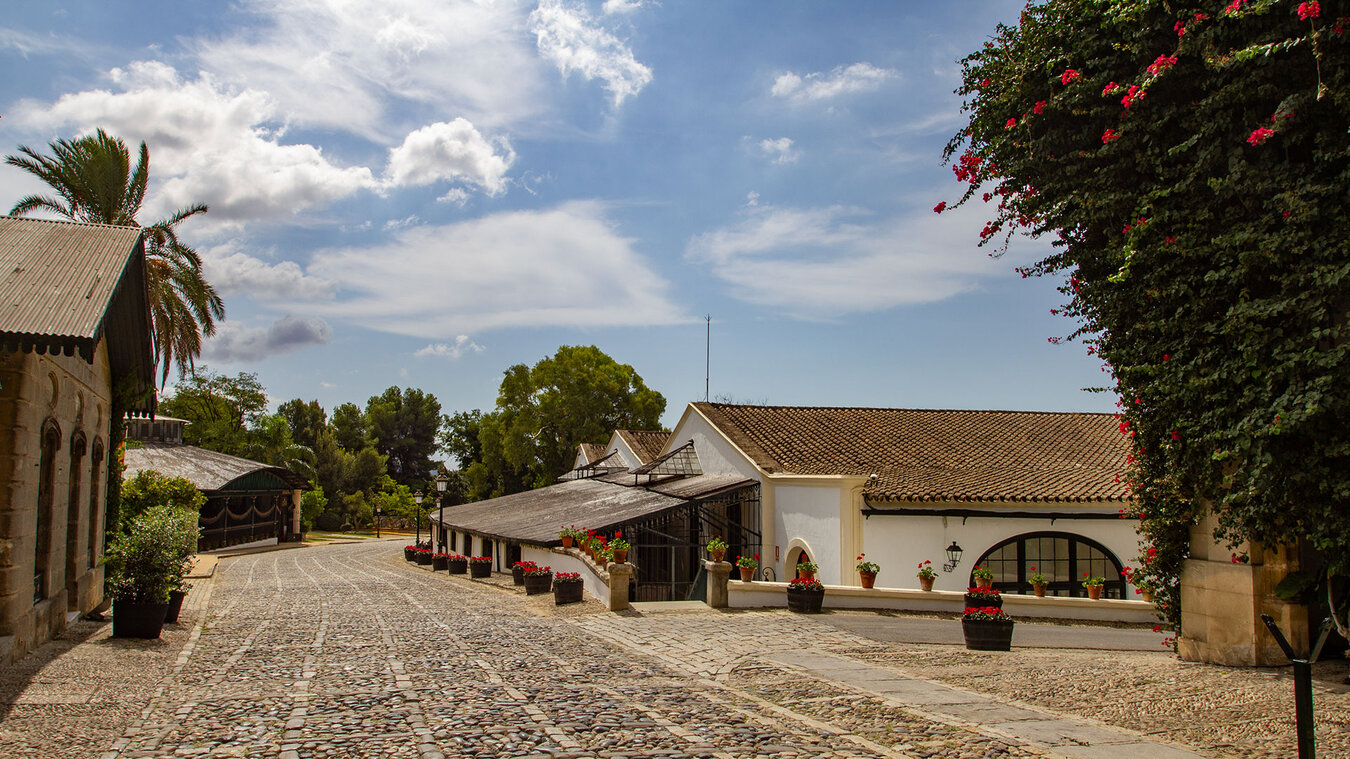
[[106, 505, 199, 604]]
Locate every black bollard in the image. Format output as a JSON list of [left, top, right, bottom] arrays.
[[1260, 614, 1335, 759]]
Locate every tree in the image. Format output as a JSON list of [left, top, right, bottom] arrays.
[[119, 470, 206, 528], [158, 368, 268, 456], [240, 414, 316, 484], [5, 128, 224, 385], [329, 402, 370, 452], [454, 345, 666, 498], [277, 399, 326, 451], [945, 0, 1349, 635], [366, 387, 442, 487]]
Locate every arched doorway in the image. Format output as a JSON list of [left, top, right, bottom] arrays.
[[785, 544, 813, 579], [971, 531, 1127, 598]]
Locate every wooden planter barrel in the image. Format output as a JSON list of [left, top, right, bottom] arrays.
[[415, 552, 432, 566], [404, 547, 416, 561], [511, 566, 527, 585], [112, 601, 170, 639], [523, 573, 553, 595], [964, 592, 1003, 609], [962, 619, 1015, 651], [432, 556, 449, 571], [447, 559, 468, 575], [786, 587, 825, 613], [553, 581, 584, 605], [469, 561, 492, 578]]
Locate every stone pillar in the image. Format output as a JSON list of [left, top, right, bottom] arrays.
[[705, 560, 732, 609], [290, 490, 302, 538], [607, 563, 633, 612]]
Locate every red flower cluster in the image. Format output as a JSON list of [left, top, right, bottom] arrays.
[[1060, 68, 1080, 85], [1102, 81, 1119, 95], [1147, 54, 1178, 75], [952, 151, 983, 183], [1005, 117, 1017, 129], [553, 571, 581, 582], [788, 578, 823, 591], [962, 606, 1008, 621], [1033, 100, 1046, 114], [933, 201, 946, 214], [1298, 1, 1321, 20], [1248, 127, 1275, 145], [1121, 84, 1144, 108], [1224, 0, 1246, 16], [1102, 128, 1120, 143]]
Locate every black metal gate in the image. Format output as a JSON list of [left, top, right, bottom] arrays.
[[622, 484, 761, 602]]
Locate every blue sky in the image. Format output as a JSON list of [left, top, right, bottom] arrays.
[[1, 1, 1115, 428]]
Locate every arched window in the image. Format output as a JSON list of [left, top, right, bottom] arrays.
[[88, 439, 105, 569], [66, 430, 87, 606], [34, 419, 61, 603], [971, 531, 1127, 599]]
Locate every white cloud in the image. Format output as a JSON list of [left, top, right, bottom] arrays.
[[202, 242, 338, 301], [759, 137, 799, 164], [194, 0, 547, 137], [686, 203, 1001, 318], [530, 0, 653, 106], [771, 62, 896, 103], [385, 119, 514, 196], [12, 61, 378, 222], [303, 201, 685, 336], [415, 335, 485, 359], [202, 315, 333, 362], [602, 0, 649, 13]]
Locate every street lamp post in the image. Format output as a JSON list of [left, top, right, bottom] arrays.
[[414, 491, 424, 547], [434, 475, 449, 553], [375, 506, 382, 538]]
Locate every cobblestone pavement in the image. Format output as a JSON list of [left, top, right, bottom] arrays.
[[3, 540, 1347, 759]]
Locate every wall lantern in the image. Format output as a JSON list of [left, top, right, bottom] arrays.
[[942, 541, 964, 573]]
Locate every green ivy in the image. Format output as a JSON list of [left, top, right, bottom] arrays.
[[944, 0, 1349, 637]]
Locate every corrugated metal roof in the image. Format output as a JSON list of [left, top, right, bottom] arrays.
[[433, 474, 755, 545], [0, 216, 156, 413], [0, 216, 143, 341], [124, 441, 309, 492]]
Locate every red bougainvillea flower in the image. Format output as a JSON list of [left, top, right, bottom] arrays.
[[1005, 117, 1017, 129], [1174, 20, 1187, 36], [1171, 430, 1181, 441], [933, 201, 947, 214], [1061, 68, 1080, 85], [1164, 236, 1177, 244], [1224, 0, 1246, 15], [1102, 128, 1120, 143], [1102, 81, 1119, 94], [1163, 354, 1170, 361], [1121, 85, 1143, 109], [1298, 1, 1321, 20], [1033, 100, 1046, 114], [980, 78, 991, 88], [1147, 54, 1178, 75], [1248, 127, 1275, 145]]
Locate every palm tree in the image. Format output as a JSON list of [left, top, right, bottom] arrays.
[[5, 128, 224, 386]]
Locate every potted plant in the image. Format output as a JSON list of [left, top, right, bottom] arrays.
[[511, 560, 537, 586], [432, 552, 450, 571], [1028, 566, 1048, 597], [404, 544, 417, 561], [107, 504, 199, 639], [609, 532, 630, 563], [415, 547, 433, 566], [469, 555, 492, 578], [1122, 566, 1155, 601], [523, 564, 553, 595], [964, 585, 1002, 609], [962, 605, 1015, 651], [786, 578, 824, 613], [971, 564, 994, 589], [559, 526, 577, 549], [795, 559, 818, 581], [855, 553, 880, 588], [735, 553, 759, 581], [552, 571, 584, 604], [1082, 573, 1105, 600], [447, 554, 468, 574], [706, 536, 728, 563], [916, 560, 937, 591]]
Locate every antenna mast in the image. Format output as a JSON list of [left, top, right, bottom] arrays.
[[704, 314, 711, 402]]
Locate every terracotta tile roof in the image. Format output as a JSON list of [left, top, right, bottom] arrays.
[[579, 442, 609, 464], [616, 429, 669, 464], [691, 402, 1129, 503]]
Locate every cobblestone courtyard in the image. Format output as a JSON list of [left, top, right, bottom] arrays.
[[1, 540, 1346, 759]]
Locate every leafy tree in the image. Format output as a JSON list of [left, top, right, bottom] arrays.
[[329, 402, 370, 452], [119, 469, 206, 528], [299, 487, 327, 534], [158, 368, 268, 456], [366, 387, 442, 486], [5, 128, 224, 385], [454, 345, 666, 498], [240, 414, 316, 484], [277, 399, 326, 451], [945, 0, 1349, 635]]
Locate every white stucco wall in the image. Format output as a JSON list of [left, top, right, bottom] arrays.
[[775, 484, 845, 585], [858, 507, 1143, 592], [665, 411, 761, 481], [520, 545, 611, 606]]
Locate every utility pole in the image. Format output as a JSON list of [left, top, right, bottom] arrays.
[[705, 314, 711, 402]]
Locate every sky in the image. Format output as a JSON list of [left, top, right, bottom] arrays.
[[0, 1, 1117, 430]]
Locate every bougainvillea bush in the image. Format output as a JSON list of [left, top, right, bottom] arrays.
[[944, 0, 1349, 636]]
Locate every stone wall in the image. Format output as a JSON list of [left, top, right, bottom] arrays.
[[1178, 509, 1308, 666], [0, 344, 112, 664]]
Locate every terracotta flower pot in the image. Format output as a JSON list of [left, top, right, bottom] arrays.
[[1141, 589, 1155, 602], [613, 548, 628, 564], [797, 569, 816, 581], [859, 571, 876, 589], [709, 548, 726, 563], [1086, 584, 1103, 600], [739, 566, 755, 582], [561, 535, 574, 549], [1033, 583, 1047, 597], [975, 577, 994, 589], [918, 576, 935, 592]]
